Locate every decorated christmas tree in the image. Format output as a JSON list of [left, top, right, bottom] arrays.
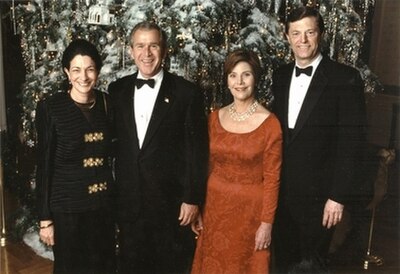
[[13, 0, 380, 143], [6, 0, 380, 258]]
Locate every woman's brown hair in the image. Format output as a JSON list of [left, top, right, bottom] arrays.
[[223, 49, 262, 86]]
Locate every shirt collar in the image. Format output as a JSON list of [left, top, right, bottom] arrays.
[[296, 53, 322, 69], [137, 69, 164, 84], [294, 53, 322, 78]]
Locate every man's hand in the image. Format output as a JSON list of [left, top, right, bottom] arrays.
[[322, 199, 344, 229], [179, 203, 199, 226]]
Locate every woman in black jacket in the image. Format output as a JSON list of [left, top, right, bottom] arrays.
[[36, 39, 115, 274]]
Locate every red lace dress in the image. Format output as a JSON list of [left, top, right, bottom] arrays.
[[191, 110, 282, 274]]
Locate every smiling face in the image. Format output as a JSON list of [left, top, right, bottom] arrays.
[[130, 28, 166, 78], [227, 61, 256, 103], [286, 16, 322, 67], [64, 54, 98, 102]]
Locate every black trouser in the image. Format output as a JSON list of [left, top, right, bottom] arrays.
[[52, 209, 116, 274], [118, 218, 195, 274], [272, 201, 334, 274]]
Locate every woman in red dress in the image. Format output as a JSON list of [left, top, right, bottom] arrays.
[[191, 49, 282, 274]]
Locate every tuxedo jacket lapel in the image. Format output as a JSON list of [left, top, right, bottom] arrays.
[[122, 75, 140, 151], [279, 66, 292, 144], [141, 73, 174, 150], [290, 60, 328, 142]]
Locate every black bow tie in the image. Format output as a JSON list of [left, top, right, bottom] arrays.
[[295, 66, 313, 77], [136, 78, 155, 89]]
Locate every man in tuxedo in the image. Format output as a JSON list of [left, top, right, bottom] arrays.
[[271, 6, 366, 273], [108, 21, 209, 273]]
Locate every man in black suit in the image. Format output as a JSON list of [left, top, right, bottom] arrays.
[[272, 6, 366, 273], [108, 21, 209, 273]]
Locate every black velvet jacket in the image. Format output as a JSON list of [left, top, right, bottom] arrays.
[[35, 90, 114, 220]]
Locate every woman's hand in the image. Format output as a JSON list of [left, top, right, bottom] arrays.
[[254, 222, 272, 251], [39, 220, 55, 246], [191, 213, 203, 237]]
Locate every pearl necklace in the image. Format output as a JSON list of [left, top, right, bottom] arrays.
[[228, 101, 258, 122]]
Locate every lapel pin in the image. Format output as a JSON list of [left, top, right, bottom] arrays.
[[164, 97, 170, 103]]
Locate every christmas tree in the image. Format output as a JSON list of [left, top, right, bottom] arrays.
[[13, 0, 380, 143], [7, 0, 380, 258]]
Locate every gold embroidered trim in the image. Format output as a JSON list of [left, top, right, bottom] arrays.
[[83, 157, 104, 167], [88, 182, 108, 194], [84, 132, 104, 142]]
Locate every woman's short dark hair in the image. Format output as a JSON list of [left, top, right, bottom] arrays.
[[223, 49, 262, 86], [285, 6, 325, 34], [61, 39, 102, 71]]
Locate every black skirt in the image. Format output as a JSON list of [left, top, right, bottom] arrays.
[[52, 208, 116, 274]]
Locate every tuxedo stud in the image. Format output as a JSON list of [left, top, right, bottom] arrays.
[[164, 97, 170, 103]]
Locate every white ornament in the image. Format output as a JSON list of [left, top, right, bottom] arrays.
[[25, 2, 36, 12], [87, 1, 115, 26], [169, 56, 180, 75], [246, 0, 256, 8], [27, 139, 35, 148], [99, 36, 107, 45], [274, 0, 282, 14], [45, 41, 57, 51], [176, 32, 192, 41], [106, 30, 115, 42]]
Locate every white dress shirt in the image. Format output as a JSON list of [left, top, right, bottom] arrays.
[[288, 54, 323, 129], [134, 70, 164, 148]]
